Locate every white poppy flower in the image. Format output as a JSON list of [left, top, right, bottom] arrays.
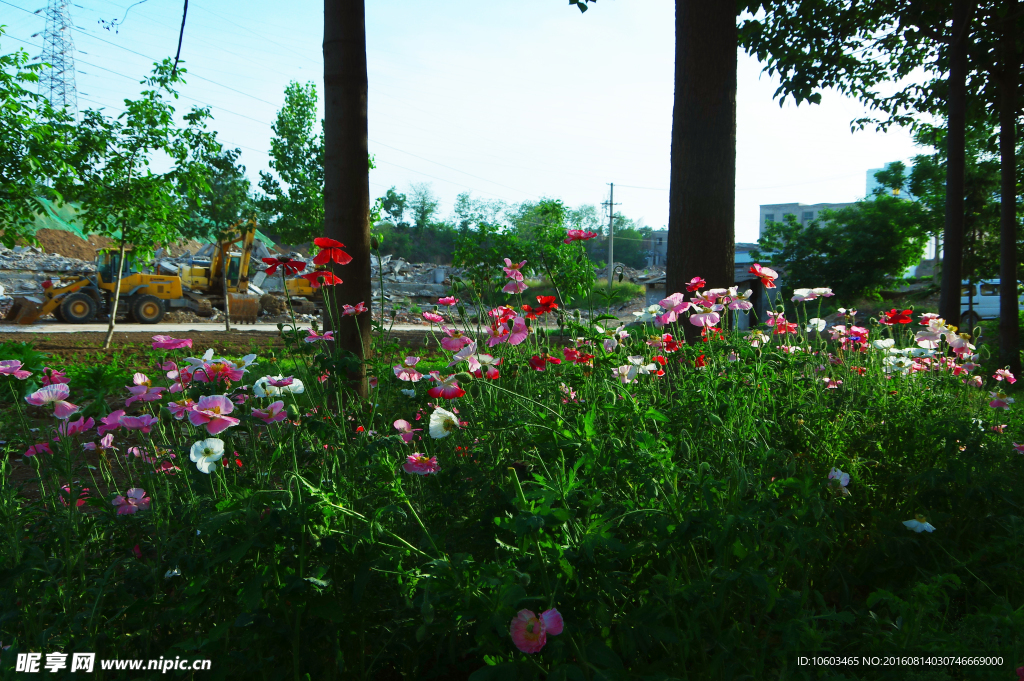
[[400, 388, 416, 398], [429, 408, 459, 439], [871, 338, 895, 350], [190, 438, 224, 474], [903, 515, 936, 533], [806, 318, 826, 332]]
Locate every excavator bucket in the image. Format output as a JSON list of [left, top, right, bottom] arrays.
[[227, 294, 259, 324], [4, 297, 43, 325]]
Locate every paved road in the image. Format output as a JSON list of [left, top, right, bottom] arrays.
[[0, 322, 435, 334]]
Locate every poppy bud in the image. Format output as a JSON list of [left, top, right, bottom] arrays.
[[286, 403, 301, 419], [454, 372, 473, 383], [468, 383, 482, 398], [604, 388, 616, 405], [518, 572, 531, 587], [371, 236, 380, 250]]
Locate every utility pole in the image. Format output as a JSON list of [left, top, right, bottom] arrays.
[[602, 182, 619, 296]]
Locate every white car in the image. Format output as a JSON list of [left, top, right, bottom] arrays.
[[959, 280, 1024, 327]]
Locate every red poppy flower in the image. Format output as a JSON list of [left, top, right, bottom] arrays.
[[881, 308, 912, 325], [298, 270, 343, 289], [312, 237, 353, 266], [685, 276, 706, 292], [695, 354, 706, 368], [262, 256, 307, 276]]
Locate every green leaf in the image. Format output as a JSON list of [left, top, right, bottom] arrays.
[[469, 663, 519, 681], [645, 407, 670, 423]]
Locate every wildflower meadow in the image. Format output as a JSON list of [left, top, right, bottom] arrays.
[[1, 239, 1023, 680]]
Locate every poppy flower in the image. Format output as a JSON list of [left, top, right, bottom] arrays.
[[188, 395, 240, 435], [403, 453, 440, 475], [748, 263, 778, 289], [394, 356, 424, 383], [428, 408, 460, 438], [262, 256, 307, 276], [502, 258, 528, 281], [528, 354, 561, 371], [509, 608, 563, 654], [25, 383, 79, 419], [41, 367, 70, 386], [0, 360, 31, 380], [393, 419, 422, 443], [881, 308, 912, 325], [563, 229, 598, 244], [312, 237, 353, 265], [994, 368, 1017, 384], [685, 276, 706, 292], [438, 296, 459, 306], [190, 438, 224, 474], [903, 514, 936, 533], [298, 270, 343, 289], [112, 488, 151, 515], [252, 400, 287, 425], [427, 373, 466, 400]]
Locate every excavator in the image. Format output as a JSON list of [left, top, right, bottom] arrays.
[[5, 220, 261, 325]]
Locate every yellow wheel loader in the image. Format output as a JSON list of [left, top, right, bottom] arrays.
[[5, 220, 262, 325]]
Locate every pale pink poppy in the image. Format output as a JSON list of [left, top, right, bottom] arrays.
[[508, 317, 529, 345], [394, 356, 424, 382], [393, 419, 422, 443], [402, 453, 440, 475], [689, 310, 721, 328], [0, 360, 31, 380], [422, 311, 445, 324], [305, 329, 335, 343], [509, 608, 563, 654], [965, 375, 984, 388], [441, 327, 474, 352], [611, 365, 638, 385], [24, 442, 52, 457], [449, 341, 479, 367], [41, 367, 70, 386], [994, 369, 1017, 384], [989, 391, 1014, 410], [97, 409, 125, 435], [267, 376, 295, 388], [56, 415, 95, 439], [502, 258, 527, 281], [25, 383, 79, 419], [83, 433, 116, 451], [128, 446, 157, 463], [468, 353, 501, 380], [749, 263, 778, 288], [112, 488, 151, 515], [125, 373, 164, 407], [121, 414, 159, 433], [656, 293, 692, 326], [252, 400, 287, 425], [164, 399, 193, 420], [502, 280, 529, 294], [822, 378, 842, 389], [438, 296, 459, 306], [188, 395, 240, 435], [427, 372, 466, 399], [1013, 442, 1024, 454], [151, 335, 193, 350]]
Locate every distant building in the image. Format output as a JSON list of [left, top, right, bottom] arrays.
[[866, 161, 915, 199], [645, 229, 668, 266], [758, 202, 857, 239]]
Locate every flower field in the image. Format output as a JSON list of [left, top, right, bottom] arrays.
[[1, 259, 1023, 680]]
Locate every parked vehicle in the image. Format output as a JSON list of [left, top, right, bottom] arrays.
[[959, 280, 1024, 327]]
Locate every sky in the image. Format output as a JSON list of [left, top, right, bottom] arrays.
[[2, 0, 929, 243]]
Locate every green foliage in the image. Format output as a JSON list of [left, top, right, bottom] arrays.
[[68, 59, 219, 258], [257, 81, 324, 245], [757, 195, 930, 300], [0, 33, 79, 248], [182, 147, 255, 241]]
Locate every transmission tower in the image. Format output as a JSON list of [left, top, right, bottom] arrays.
[[37, 0, 78, 118]]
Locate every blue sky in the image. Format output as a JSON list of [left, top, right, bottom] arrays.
[[2, 0, 925, 243]]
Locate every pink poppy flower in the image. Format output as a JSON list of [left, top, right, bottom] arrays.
[[611, 364, 638, 385], [56, 415, 95, 439], [252, 400, 287, 425], [188, 395, 240, 435], [508, 317, 529, 346], [60, 484, 90, 508], [157, 460, 181, 475], [267, 376, 295, 388], [468, 353, 501, 380], [563, 229, 598, 244], [394, 356, 424, 382], [112, 488, 151, 515], [305, 328, 335, 343], [24, 383, 79, 419], [438, 296, 459, 306], [132, 544, 142, 559], [989, 391, 1014, 410], [368, 376, 378, 389], [83, 433, 116, 451], [24, 442, 52, 457], [991, 424, 1007, 434], [422, 311, 445, 324], [41, 367, 70, 386], [656, 293, 692, 327], [502, 280, 529, 294], [342, 304, 357, 316], [402, 453, 440, 475], [151, 335, 193, 350], [128, 446, 157, 463], [509, 608, 563, 654], [97, 409, 125, 435], [393, 419, 422, 443], [125, 373, 165, 407], [427, 372, 466, 400], [1013, 443, 1024, 454], [441, 327, 473, 352], [689, 310, 721, 328], [994, 369, 1017, 384], [502, 258, 527, 281], [0, 360, 31, 380], [822, 378, 842, 389], [120, 414, 159, 433]]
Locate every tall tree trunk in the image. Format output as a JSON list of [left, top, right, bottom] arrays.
[[665, 0, 736, 337], [938, 0, 971, 325], [323, 0, 372, 397], [102, 235, 128, 350], [997, 0, 1020, 374]]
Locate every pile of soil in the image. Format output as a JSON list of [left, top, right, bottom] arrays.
[[30, 229, 115, 261]]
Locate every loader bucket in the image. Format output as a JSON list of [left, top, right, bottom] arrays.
[[228, 294, 259, 324], [5, 297, 43, 325]]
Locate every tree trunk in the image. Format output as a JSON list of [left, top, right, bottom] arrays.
[[665, 0, 736, 338], [222, 239, 232, 332], [102, 236, 128, 350], [938, 0, 971, 325], [323, 0, 372, 397], [997, 0, 1020, 374]]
